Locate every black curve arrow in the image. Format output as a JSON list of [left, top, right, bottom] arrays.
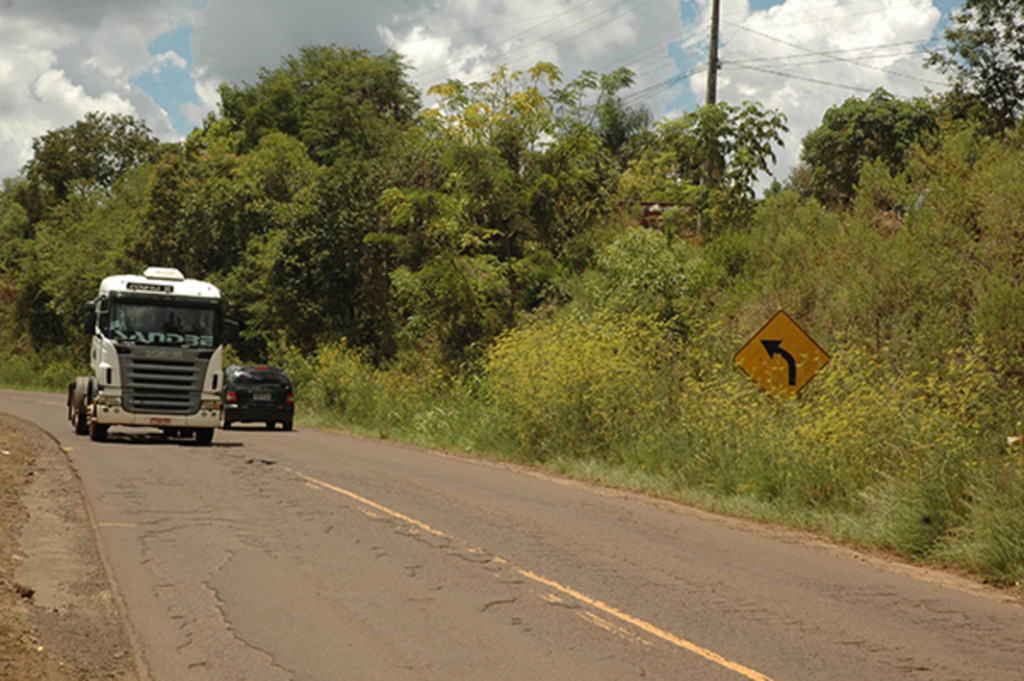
[[761, 340, 797, 386]]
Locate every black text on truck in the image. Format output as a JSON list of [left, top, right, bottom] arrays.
[[67, 267, 237, 445]]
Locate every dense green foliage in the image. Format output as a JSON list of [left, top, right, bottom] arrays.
[[2, 38, 1024, 588], [18, 112, 162, 220], [793, 89, 937, 206], [928, 0, 1024, 132], [619, 101, 787, 233]]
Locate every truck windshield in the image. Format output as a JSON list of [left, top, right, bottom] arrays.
[[106, 301, 219, 347]]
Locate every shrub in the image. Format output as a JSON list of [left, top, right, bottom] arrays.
[[0, 347, 81, 392], [485, 311, 678, 459]]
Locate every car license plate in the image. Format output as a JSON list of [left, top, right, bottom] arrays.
[[252, 393, 273, 401]]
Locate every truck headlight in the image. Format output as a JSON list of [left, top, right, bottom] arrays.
[[95, 395, 121, 407]]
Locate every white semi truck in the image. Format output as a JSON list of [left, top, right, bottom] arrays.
[[67, 267, 238, 445]]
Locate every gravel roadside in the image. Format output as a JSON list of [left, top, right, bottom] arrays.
[[0, 412, 137, 680]]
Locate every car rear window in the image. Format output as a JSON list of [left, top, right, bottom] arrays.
[[230, 369, 290, 387]]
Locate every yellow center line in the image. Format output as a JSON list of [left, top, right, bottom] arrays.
[[286, 467, 774, 681], [285, 467, 452, 540], [518, 568, 773, 681], [576, 610, 653, 646]]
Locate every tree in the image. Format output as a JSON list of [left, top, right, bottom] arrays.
[[0, 112, 158, 351], [796, 89, 937, 206], [216, 45, 420, 164], [928, 0, 1024, 132], [426, 62, 565, 174], [0, 180, 31, 269], [192, 45, 424, 358], [23, 112, 159, 209], [593, 69, 653, 168], [620, 101, 787, 232], [594, 227, 691, 322], [263, 156, 394, 355], [424, 62, 627, 252], [127, 131, 322, 282], [375, 63, 631, 368], [6, 163, 156, 352]]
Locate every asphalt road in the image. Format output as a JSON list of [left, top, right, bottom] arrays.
[[2, 388, 1022, 681]]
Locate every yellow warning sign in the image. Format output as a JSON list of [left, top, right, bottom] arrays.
[[734, 310, 830, 398]]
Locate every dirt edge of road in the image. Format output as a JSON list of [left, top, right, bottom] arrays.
[[0, 412, 137, 680]]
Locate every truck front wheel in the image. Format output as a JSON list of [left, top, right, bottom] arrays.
[[195, 428, 214, 446], [89, 421, 108, 442], [70, 377, 91, 436]]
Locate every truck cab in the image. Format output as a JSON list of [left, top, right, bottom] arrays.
[[68, 267, 237, 445]]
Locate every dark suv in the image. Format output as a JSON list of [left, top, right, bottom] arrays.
[[221, 365, 294, 430]]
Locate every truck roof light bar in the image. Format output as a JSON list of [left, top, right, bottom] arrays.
[[143, 267, 186, 282]]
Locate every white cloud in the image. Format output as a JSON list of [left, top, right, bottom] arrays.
[[690, 0, 946, 183], [32, 69, 131, 115], [379, 26, 453, 79], [381, 0, 677, 91], [183, 67, 223, 128], [0, 2, 189, 179], [151, 50, 189, 73]]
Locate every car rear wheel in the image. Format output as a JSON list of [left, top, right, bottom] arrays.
[[282, 420, 293, 432], [265, 421, 276, 430]]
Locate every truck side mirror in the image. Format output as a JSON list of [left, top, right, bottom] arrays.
[[83, 301, 96, 336], [224, 319, 240, 345]]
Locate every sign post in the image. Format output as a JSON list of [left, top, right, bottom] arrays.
[[734, 310, 830, 398]]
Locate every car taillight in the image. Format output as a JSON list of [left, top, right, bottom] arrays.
[[286, 393, 294, 405], [226, 391, 237, 404]]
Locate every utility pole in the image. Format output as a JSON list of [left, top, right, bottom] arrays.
[[706, 0, 721, 105], [699, 0, 722, 236]]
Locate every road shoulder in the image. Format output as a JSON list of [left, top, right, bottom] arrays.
[[0, 412, 137, 680]]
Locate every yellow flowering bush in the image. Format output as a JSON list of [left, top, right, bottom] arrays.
[[668, 340, 1010, 516], [485, 311, 677, 459]]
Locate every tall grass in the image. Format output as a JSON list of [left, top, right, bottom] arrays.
[[0, 348, 80, 392], [276, 341, 507, 455]]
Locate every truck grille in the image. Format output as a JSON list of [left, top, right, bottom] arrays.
[[118, 350, 209, 415]]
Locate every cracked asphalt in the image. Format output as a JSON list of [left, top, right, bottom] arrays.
[[2, 388, 1024, 681]]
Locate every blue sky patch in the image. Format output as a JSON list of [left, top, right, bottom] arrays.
[[132, 24, 200, 136]]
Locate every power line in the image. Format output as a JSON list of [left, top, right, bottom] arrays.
[[3, 2, 954, 129], [425, 0, 599, 41], [728, 38, 925, 62], [722, 19, 947, 89], [725, 62, 877, 94], [723, 0, 936, 24], [494, 0, 666, 73], [597, 31, 689, 75], [622, 64, 706, 105]]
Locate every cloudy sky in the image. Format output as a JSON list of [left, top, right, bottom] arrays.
[[1, 0, 959, 184]]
